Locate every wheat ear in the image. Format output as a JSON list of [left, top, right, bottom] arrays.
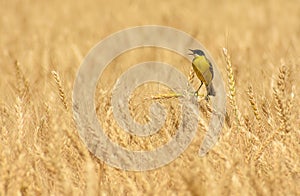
[[273, 65, 292, 134], [222, 48, 240, 126], [51, 71, 68, 111]]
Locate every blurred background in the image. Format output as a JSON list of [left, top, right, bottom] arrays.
[[1, 0, 299, 100]]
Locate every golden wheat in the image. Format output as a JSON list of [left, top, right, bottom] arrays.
[[222, 48, 241, 127], [1, 0, 300, 195], [51, 70, 69, 111]]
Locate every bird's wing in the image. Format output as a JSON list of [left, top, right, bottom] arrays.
[[202, 69, 213, 85]]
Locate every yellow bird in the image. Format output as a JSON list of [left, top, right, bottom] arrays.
[[189, 49, 215, 98]]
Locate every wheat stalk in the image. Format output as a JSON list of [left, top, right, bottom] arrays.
[[188, 67, 195, 85], [15, 96, 25, 149], [144, 92, 183, 100], [14, 61, 30, 98], [273, 65, 293, 134], [51, 70, 68, 111], [222, 48, 241, 127], [85, 157, 99, 195], [252, 131, 277, 165], [247, 85, 261, 122]]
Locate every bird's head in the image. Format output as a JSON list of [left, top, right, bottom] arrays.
[[188, 49, 205, 57]]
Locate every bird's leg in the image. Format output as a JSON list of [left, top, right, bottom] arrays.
[[205, 95, 210, 101], [194, 81, 203, 96]]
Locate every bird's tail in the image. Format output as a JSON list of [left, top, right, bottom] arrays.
[[206, 83, 216, 96]]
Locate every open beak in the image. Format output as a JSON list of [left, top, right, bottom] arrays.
[[188, 49, 194, 56]]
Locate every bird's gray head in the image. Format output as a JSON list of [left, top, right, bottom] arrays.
[[189, 49, 205, 57]]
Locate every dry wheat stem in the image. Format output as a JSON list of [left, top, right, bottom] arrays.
[[14, 61, 30, 98], [273, 65, 292, 134], [15, 96, 25, 143], [247, 85, 261, 122], [188, 67, 195, 85], [252, 130, 277, 165], [222, 48, 241, 127], [51, 70, 68, 111]]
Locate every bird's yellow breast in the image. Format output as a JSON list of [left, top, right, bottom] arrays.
[[192, 56, 213, 85]]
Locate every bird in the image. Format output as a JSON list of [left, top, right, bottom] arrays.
[[189, 49, 215, 99]]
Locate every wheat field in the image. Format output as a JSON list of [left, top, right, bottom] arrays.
[[0, 0, 300, 195]]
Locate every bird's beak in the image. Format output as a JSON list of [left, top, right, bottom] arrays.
[[188, 49, 194, 56]]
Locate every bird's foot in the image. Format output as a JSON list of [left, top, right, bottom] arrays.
[[205, 95, 210, 101]]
